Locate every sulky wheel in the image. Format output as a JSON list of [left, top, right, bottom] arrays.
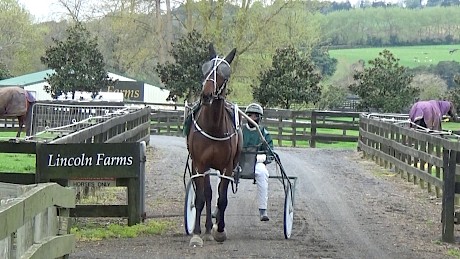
[[184, 179, 196, 235], [283, 183, 294, 239]]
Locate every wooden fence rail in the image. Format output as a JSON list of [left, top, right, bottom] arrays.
[[149, 104, 360, 147], [0, 106, 151, 226], [0, 182, 75, 259], [359, 114, 460, 242]]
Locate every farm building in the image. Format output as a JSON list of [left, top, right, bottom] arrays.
[[0, 69, 172, 104]]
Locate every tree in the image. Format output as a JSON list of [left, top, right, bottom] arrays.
[[446, 75, 460, 113], [155, 30, 212, 103], [311, 46, 338, 78], [409, 61, 460, 89], [405, 0, 422, 8], [320, 1, 352, 14], [0, 63, 11, 80], [0, 0, 41, 75], [349, 49, 418, 113], [433, 61, 460, 88], [317, 84, 347, 110], [410, 73, 448, 101], [40, 22, 113, 99], [426, 0, 443, 6], [252, 45, 322, 109]]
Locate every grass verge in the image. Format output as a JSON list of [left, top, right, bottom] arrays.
[[71, 219, 175, 241], [0, 153, 35, 173]]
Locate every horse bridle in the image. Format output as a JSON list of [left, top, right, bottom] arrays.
[[202, 57, 230, 100], [191, 56, 239, 141]]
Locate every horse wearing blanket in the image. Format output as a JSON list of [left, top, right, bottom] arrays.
[[409, 100, 456, 131], [0, 86, 36, 137]]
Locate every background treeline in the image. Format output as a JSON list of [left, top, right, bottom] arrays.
[[322, 6, 460, 47], [2, 0, 460, 106]]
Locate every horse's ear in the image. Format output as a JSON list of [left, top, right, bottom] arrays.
[[225, 48, 237, 64], [209, 43, 217, 59]]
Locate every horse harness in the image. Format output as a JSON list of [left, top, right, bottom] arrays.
[[191, 103, 240, 141], [188, 57, 242, 190], [190, 103, 241, 188]]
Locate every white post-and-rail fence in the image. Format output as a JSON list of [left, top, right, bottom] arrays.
[[0, 182, 75, 259]]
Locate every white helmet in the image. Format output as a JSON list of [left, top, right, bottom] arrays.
[[245, 103, 263, 116]]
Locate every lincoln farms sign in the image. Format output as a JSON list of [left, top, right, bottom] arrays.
[[46, 152, 134, 167], [36, 142, 146, 225], [43, 148, 135, 187], [36, 142, 141, 182]]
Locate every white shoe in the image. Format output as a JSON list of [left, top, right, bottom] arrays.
[[259, 209, 269, 221]]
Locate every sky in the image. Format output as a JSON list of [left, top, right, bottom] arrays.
[[18, 0, 67, 22], [18, 0, 407, 22]]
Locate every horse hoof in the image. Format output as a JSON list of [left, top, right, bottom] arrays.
[[189, 235, 203, 247], [202, 233, 214, 241], [212, 224, 227, 242]]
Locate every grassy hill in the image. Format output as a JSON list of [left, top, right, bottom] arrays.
[[230, 44, 460, 105], [328, 44, 460, 83]]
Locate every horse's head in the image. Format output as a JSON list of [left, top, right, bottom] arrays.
[[200, 44, 236, 106], [448, 101, 457, 122]]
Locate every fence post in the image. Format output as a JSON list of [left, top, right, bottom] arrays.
[[127, 177, 140, 226], [292, 115, 296, 147], [278, 116, 283, 147], [442, 148, 456, 243], [139, 141, 146, 221], [310, 111, 317, 148]]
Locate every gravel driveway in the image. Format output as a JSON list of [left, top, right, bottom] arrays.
[[70, 135, 460, 259]]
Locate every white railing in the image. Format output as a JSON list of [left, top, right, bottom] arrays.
[[0, 183, 76, 259]]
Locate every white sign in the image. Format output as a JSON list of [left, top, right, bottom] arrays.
[[69, 178, 117, 188]]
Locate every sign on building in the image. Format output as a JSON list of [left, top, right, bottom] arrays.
[[103, 81, 144, 101]]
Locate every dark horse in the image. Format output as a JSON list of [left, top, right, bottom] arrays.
[[409, 100, 456, 131], [0, 86, 35, 138], [187, 44, 242, 246]]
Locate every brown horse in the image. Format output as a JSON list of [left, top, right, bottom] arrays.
[[0, 86, 35, 137], [187, 44, 242, 246], [409, 100, 456, 131]]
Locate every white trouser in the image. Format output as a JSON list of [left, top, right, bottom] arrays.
[[255, 162, 269, 210], [214, 162, 269, 210]]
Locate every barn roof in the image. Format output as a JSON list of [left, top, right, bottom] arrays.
[[0, 69, 52, 86], [0, 69, 164, 89]]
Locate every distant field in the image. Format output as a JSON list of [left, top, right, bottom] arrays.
[[328, 44, 460, 83]]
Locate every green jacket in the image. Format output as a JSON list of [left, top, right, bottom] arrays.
[[242, 123, 273, 154]]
